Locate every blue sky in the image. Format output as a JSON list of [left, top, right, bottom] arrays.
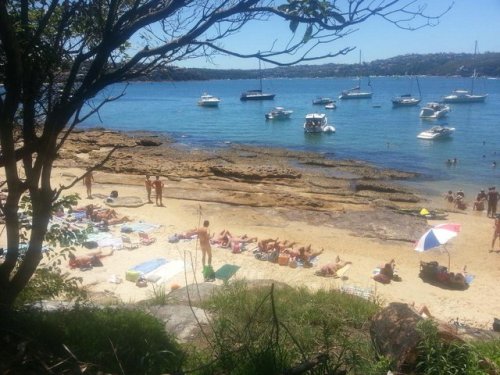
[[177, 0, 500, 70]]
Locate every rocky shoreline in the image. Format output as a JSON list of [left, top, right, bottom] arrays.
[[56, 129, 429, 241]]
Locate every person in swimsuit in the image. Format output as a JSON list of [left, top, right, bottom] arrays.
[[197, 220, 212, 267], [152, 175, 164, 206], [491, 214, 500, 252], [83, 168, 94, 199], [145, 175, 153, 203]]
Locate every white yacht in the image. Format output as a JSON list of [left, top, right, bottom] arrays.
[[303, 113, 335, 133], [265, 107, 293, 120], [417, 126, 455, 140], [419, 102, 450, 119], [442, 89, 487, 103], [339, 51, 372, 100], [198, 94, 220, 107], [325, 102, 337, 110]]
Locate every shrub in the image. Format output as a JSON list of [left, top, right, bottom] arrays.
[[5, 307, 185, 374], [190, 281, 381, 374]]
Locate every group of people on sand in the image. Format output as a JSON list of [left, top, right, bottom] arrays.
[[445, 186, 499, 215], [144, 175, 165, 207]]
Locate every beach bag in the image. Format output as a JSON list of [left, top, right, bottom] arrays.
[[203, 265, 216, 282], [168, 234, 180, 243]]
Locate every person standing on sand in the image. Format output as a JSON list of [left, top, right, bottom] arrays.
[[83, 168, 94, 199], [145, 175, 153, 203], [151, 175, 164, 206], [487, 187, 499, 218], [491, 214, 500, 252], [197, 220, 212, 268]]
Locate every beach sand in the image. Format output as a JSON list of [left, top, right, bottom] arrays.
[[2, 129, 499, 330], [44, 166, 499, 330]]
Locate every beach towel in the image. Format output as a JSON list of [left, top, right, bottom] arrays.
[[144, 260, 185, 284], [215, 264, 240, 281], [121, 222, 162, 233], [130, 258, 168, 275], [341, 284, 375, 300]]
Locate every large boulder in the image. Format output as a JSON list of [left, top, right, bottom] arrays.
[[370, 303, 463, 373]]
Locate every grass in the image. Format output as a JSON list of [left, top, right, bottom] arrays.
[[2, 307, 185, 374], [190, 281, 385, 374]]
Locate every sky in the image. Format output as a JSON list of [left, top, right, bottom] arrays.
[[177, 0, 500, 70]]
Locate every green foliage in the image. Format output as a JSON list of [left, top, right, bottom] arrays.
[[149, 283, 169, 306], [191, 281, 381, 374], [15, 268, 86, 307], [470, 339, 500, 369], [416, 320, 486, 375], [12, 307, 185, 374]]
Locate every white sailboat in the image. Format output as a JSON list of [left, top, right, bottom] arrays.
[[443, 41, 487, 103], [392, 76, 421, 107], [339, 51, 372, 100], [240, 57, 275, 101]]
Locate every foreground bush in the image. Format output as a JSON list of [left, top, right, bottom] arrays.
[[189, 281, 385, 374], [1, 307, 185, 374]]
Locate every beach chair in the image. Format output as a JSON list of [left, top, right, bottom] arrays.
[[121, 234, 139, 249], [139, 231, 156, 246]]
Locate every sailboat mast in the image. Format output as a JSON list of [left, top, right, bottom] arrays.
[[258, 55, 263, 92], [471, 41, 478, 94], [358, 50, 362, 88]]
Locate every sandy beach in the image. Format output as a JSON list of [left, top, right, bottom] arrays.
[[4, 130, 500, 330]]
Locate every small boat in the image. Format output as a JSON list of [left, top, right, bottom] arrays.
[[313, 97, 334, 105], [417, 126, 455, 140], [339, 86, 372, 100], [240, 89, 275, 101], [240, 57, 275, 101], [442, 89, 487, 103], [304, 113, 335, 133], [392, 76, 421, 107], [325, 102, 336, 110], [419, 102, 450, 119], [339, 51, 372, 100], [442, 42, 487, 104], [392, 94, 421, 107], [198, 93, 220, 107], [265, 107, 293, 120]]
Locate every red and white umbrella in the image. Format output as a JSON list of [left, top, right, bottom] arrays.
[[415, 223, 461, 269]]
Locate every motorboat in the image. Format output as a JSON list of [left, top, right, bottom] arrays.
[[265, 107, 293, 120], [197, 93, 220, 107], [240, 57, 275, 101], [419, 102, 450, 119], [313, 97, 334, 105], [325, 102, 337, 110], [442, 89, 487, 103], [417, 126, 455, 140], [303, 113, 335, 133]]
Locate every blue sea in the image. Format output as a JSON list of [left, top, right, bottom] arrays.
[[83, 76, 500, 197]]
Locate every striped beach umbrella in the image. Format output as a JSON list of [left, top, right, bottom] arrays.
[[414, 223, 461, 269]]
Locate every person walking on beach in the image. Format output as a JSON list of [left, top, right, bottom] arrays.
[[83, 168, 94, 199], [145, 175, 153, 203], [487, 187, 499, 218], [491, 214, 500, 252], [152, 175, 164, 206], [197, 220, 212, 269]]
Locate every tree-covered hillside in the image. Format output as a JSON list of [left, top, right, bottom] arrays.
[[152, 52, 500, 81]]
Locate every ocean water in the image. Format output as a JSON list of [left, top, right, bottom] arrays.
[[83, 76, 500, 196]]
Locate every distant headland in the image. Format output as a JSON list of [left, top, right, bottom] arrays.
[[145, 52, 500, 81]]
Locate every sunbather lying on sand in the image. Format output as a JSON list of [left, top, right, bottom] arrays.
[[315, 256, 352, 277], [68, 249, 114, 269]]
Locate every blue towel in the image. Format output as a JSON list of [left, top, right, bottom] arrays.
[[131, 258, 168, 274]]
